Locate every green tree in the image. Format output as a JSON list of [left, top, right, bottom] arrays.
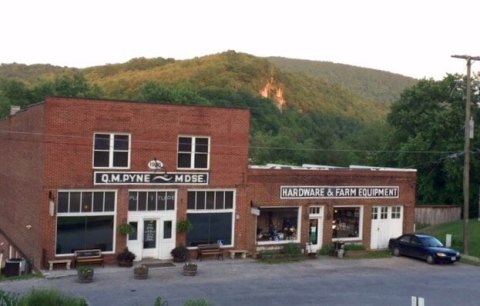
[[135, 81, 209, 105], [378, 74, 480, 211]]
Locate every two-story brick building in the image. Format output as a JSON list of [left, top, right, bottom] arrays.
[[0, 97, 416, 270]]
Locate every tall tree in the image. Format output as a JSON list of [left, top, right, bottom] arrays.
[[379, 74, 480, 211]]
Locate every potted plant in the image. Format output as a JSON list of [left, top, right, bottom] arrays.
[[176, 219, 193, 234], [171, 245, 189, 262], [133, 264, 149, 279], [77, 266, 94, 283], [117, 247, 136, 267], [182, 261, 197, 276], [118, 222, 134, 236]]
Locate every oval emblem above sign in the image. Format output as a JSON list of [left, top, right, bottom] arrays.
[[148, 159, 164, 170]]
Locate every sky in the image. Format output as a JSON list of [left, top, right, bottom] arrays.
[[1, 0, 480, 80]]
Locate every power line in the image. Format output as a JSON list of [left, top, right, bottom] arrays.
[[0, 128, 466, 155]]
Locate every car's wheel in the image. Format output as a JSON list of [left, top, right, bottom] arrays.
[[426, 255, 435, 264], [392, 247, 400, 257]]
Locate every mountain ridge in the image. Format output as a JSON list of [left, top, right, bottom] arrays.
[[0, 51, 417, 166]]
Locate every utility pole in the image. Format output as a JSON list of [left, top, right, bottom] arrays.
[[451, 55, 480, 255]]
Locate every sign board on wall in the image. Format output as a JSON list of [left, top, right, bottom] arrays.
[[280, 186, 399, 199], [94, 172, 209, 185]]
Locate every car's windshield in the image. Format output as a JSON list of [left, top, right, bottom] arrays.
[[419, 236, 443, 247]]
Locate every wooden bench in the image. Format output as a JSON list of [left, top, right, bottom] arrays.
[[197, 243, 224, 261], [74, 249, 104, 267], [228, 250, 248, 259], [48, 259, 72, 270]]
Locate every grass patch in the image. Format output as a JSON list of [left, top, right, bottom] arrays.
[[318, 245, 335, 256], [184, 298, 213, 306], [258, 243, 305, 263], [418, 219, 480, 257], [349, 250, 391, 259], [344, 244, 366, 251], [0, 288, 87, 306], [460, 256, 480, 266]]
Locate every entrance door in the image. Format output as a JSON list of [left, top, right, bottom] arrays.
[[370, 206, 403, 249], [308, 206, 323, 252]]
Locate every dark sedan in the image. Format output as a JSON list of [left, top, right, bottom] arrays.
[[388, 234, 461, 264]]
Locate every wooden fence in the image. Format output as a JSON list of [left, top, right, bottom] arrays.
[[415, 205, 461, 226]]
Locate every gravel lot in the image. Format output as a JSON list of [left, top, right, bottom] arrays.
[[1, 256, 479, 306]]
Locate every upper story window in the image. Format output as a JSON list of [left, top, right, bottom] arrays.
[[93, 133, 130, 169], [177, 136, 209, 170]]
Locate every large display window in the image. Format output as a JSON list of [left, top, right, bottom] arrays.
[[186, 190, 234, 247], [56, 190, 116, 255], [256, 207, 300, 244], [332, 206, 362, 240]]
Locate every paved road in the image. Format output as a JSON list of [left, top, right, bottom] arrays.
[[1, 256, 479, 306]]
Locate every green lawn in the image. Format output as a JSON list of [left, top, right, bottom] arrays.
[[417, 219, 480, 257]]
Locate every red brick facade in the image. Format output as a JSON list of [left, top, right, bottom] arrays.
[[0, 97, 416, 270], [244, 168, 416, 253]]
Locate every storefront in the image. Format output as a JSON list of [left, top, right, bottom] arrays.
[[0, 97, 251, 268], [246, 166, 416, 253]]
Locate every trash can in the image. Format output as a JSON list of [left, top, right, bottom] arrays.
[[4, 258, 25, 277]]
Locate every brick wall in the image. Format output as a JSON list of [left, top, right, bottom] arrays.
[[0, 104, 46, 268], [244, 168, 417, 251], [1, 97, 252, 268]]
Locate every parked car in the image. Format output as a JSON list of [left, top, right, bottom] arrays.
[[388, 234, 461, 264]]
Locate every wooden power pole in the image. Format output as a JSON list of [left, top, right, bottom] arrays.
[[451, 54, 480, 255]]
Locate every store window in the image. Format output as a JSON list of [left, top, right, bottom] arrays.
[[256, 207, 300, 244], [177, 136, 209, 169], [186, 190, 234, 247], [93, 133, 130, 168], [332, 206, 362, 240], [56, 190, 116, 255]]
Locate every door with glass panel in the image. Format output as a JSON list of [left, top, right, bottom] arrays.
[[370, 206, 403, 249], [142, 219, 158, 258], [308, 206, 323, 253]]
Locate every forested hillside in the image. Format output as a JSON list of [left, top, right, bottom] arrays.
[[0, 51, 413, 168], [267, 56, 417, 105]]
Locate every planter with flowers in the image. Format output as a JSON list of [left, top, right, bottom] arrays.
[[171, 245, 189, 263], [117, 247, 136, 267], [77, 266, 94, 283], [182, 261, 197, 276], [133, 264, 149, 279], [118, 222, 135, 236]]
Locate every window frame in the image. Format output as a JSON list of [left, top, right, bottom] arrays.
[[55, 189, 117, 256], [391, 206, 402, 219], [177, 136, 210, 170], [256, 206, 302, 246], [185, 189, 235, 248], [332, 205, 363, 242], [128, 190, 177, 212], [93, 133, 131, 169]]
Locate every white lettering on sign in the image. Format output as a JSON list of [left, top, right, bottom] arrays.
[[280, 186, 399, 199], [175, 174, 206, 184], [94, 172, 208, 185]]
